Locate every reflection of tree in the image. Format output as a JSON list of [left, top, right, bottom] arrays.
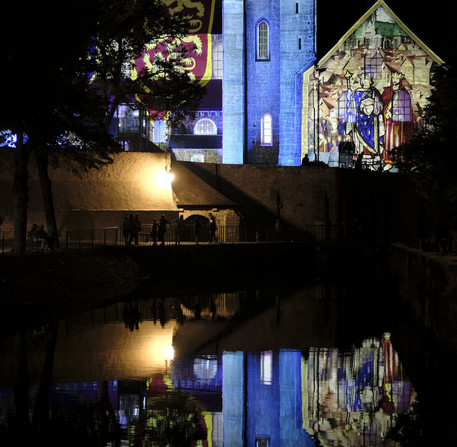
[[147, 393, 207, 445], [130, 375, 208, 446], [4, 325, 122, 447], [387, 399, 430, 447], [42, 383, 121, 447]]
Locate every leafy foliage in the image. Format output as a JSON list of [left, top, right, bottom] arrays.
[[393, 57, 457, 207], [1, 0, 204, 252], [0, 0, 204, 166]]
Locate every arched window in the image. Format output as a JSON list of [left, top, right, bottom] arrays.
[[261, 114, 272, 145], [257, 21, 269, 60], [212, 43, 223, 79], [194, 118, 217, 135]]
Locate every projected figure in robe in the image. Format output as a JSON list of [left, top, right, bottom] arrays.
[[352, 73, 384, 168], [382, 71, 413, 170]]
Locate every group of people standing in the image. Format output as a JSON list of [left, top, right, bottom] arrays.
[[123, 213, 218, 246], [122, 214, 142, 245], [150, 214, 169, 246]]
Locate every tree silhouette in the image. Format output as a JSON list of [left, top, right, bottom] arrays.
[[0, 0, 203, 253]]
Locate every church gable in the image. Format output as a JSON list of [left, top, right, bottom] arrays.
[[302, 0, 443, 170]]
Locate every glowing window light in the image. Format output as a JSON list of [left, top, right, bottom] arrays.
[[193, 356, 218, 381], [261, 114, 272, 146], [260, 350, 273, 385], [153, 119, 167, 143], [194, 118, 217, 135]]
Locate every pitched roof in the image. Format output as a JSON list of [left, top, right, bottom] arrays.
[[316, 0, 443, 69]]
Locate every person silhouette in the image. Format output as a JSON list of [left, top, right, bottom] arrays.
[[150, 218, 158, 245], [194, 218, 201, 245], [158, 214, 168, 245], [209, 213, 217, 243]]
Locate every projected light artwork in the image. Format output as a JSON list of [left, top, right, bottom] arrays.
[[303, 2, 443, 169]]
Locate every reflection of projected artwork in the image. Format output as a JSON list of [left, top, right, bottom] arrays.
[[306, 333, 414, 445]]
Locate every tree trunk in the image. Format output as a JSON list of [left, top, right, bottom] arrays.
[[12, 132, 31, 254], [33, 322, 58, 432], [13, 331, 29, 443], [34, 150, 60, 248]]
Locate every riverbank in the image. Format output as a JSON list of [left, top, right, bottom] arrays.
[[0, 247, 140, 330], [0, 242, 317, 334]]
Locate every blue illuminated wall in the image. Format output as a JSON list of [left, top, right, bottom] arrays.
[[222, 0, 245, 164], [222, 350, 314, 446], [223, 0, 316, 165]]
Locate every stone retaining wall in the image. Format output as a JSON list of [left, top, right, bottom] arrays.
[[388, 243, 457, 355]]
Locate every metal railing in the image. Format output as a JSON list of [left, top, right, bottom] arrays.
[[1, 224, 455, 254]]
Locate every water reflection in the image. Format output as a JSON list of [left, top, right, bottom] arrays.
[[0, 286, 417, 446]]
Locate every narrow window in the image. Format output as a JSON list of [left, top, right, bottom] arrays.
[[212, 43, 223, 79], [257, 21, 269, 60], [152, 120, 167, 143], [260, 351, 273, 385], [261, 114, 272, 146]]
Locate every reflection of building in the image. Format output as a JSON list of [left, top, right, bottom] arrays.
[[305, 335, 413, 445], [0, 301, 415, 446]]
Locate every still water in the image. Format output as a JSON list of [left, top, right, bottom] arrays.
[[0, 284, 431, 446]]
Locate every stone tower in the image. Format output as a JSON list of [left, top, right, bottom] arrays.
[[222, 0, 316, 165]]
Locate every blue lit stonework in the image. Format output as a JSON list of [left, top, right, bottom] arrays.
[[223, 0, 316, 165]]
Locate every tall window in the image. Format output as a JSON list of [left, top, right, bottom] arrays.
[[365, 51, 382, 80], [260, 351, 273, 385], [152, 120, 167, 143], [213, 43, 223, 79], [257, 21, 269, 60], [194, 118, 217, 135], [261, 114, 272, 145]]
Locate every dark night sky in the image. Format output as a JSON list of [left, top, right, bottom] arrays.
[[316, 0, 452, 61], [210, 1, 452, 61]]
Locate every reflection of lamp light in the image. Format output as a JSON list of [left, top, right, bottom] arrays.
[[165, 345, 174, 361]]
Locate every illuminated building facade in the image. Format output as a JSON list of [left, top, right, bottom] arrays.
[[222, 0, 316, 165], [115, 0, 441, 169], [302, 0, 443, 170]]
